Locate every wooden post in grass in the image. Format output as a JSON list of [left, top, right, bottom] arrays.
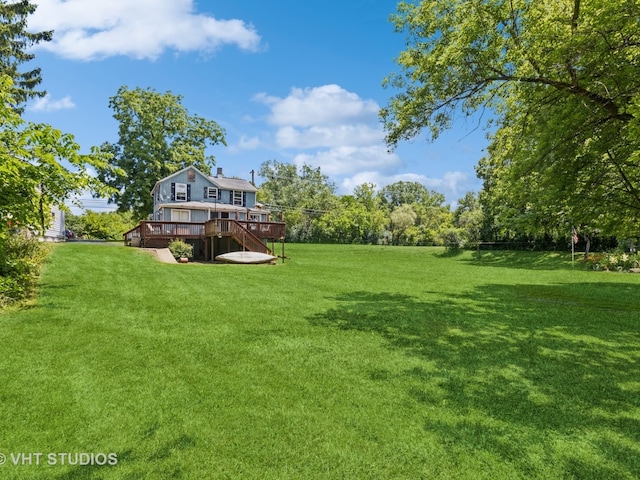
[[571, 226, 578, 266]]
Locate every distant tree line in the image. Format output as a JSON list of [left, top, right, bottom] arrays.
[[256, 159, 633, 252], [256, 160, 484, 247]]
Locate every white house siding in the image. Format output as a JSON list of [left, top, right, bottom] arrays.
[[43, 205, 66, 242]]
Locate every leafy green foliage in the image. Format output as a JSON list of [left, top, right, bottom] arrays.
[[66, 210, 136, 241], [0, 0, 52, 111], [257, 163, 465, 245], [383, 0, 640, 238], [257, 160, 337, 241], [454, 191, 484, 244], [377, 180, 445, 208], [389, 203, 417, 245], [258, 163, 463, 245], [97, 86, 227, 219], [168, 239, 193, 259], [0, 232, 49, 307], [315, 183, 387, 243], [379, 182, 455, 245], [585, 250, 640, 272], [0, 76, 115, 237]]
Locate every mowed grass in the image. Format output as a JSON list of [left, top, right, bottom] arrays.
[[1, 243, 639, 479]]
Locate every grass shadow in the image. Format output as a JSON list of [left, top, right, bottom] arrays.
[[308, 284, 640, 478], [465, 250, 576, 270], [437, 247, 465, 258]]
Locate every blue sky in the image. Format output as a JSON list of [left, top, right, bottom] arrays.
[[22, 0, 489, 212]]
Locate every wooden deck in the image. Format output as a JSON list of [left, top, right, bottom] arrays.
[[204, 219, 285, 240], [123, 221, 205, 248], [123, 220, 286, 258]]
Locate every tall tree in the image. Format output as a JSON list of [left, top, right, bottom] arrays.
[[257, 160, 337, 241], [0, 76, 113, 237], [453, 191, 484, 244], [389, 204, 417, 245], [377, 181, 444, 209], [382, 0, 640, 236], [97, 86, 226, 219], [0, 0, 52, 110], [316, 183, 387, 243]]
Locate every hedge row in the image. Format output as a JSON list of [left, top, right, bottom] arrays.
[[0, 233, 51, 308]]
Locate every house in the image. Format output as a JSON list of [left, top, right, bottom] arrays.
[[150, 166, 269, 224], [123, 166, 285, 261], [43, 205, 66, 242]]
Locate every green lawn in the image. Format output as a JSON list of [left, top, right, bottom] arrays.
[[1, 243, 639, 479]]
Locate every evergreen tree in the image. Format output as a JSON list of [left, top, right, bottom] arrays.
[[0, 0, 53, 111]]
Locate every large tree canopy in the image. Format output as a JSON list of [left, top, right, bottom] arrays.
[[382, 0, 640, 236], [257, 160, 337, 241], [377, 180, 445, 209], [0, 0, 52, 110], [0, 76, 113, 237], [97, 86, 227, 219]]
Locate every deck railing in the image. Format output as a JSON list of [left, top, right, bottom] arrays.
[[237, 220, 286, 239], [140, 221, 205, 238], [124, 219, 286, 249], [205, 219, 285, 239], [123, 221, 205, 246], [228, 220, 269, 253], [123, 224, 142, 245]]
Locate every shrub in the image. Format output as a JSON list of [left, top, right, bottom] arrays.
[[66, 211, 137, 240], [0, 233, 51, 307], [585, 249, 640, 271], [438, 227, 466, 250], [168, 240, 193, 259]]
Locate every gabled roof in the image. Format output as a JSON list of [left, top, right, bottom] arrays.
[[150, 165, 258, 194], [150, 166, 209, 195]]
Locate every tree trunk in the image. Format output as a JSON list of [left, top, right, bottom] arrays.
[[583, 234, 591, 260]]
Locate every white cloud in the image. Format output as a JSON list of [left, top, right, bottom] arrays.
[[255, 84, 392, 177], [276, 124, 383, 149], [28, 94, 76, 112], [256, 85, 379, 127], [294, 145, 400, 176], [228, 135, 262, 153], [340, 171, 478, 203], [253, 83, 478, 203], [422, 171, 473, 199], [28, 0, 262, 60]]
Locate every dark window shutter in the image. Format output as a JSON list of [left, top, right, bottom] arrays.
[[171, 183, 175, 201], [204, 187, 208, 198], [187, 184, 191, 201], [243, 192, 247, 206]]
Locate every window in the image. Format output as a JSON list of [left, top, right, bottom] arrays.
[[249, 213, 261, 222], [205, 187, 218, 200], [175, 183, 187, 201], [171, 209, 190, 222], [232, 190, 244, 206]]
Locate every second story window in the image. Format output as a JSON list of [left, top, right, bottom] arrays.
[[204, 187, 219, 200], [175, 183, 188, 201], [232, 190, 244, 206]]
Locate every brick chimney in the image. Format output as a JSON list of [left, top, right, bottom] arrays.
[[216, 167, 223, 177]]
